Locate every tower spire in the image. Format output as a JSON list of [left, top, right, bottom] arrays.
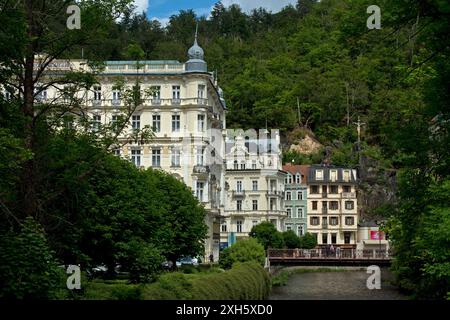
[[195, 22, 199, 44]]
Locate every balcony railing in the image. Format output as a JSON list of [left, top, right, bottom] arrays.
[[193, 165, 210, 174], [267, 190, 283, 197], [322, 222, 328, 229], [342, 192, 356, 198], [232, 190, 245, 198]]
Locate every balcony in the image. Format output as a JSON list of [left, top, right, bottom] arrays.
[[171, 98, 181, 105], [193, 165, 210, 175], [151, 98, 161, 105], [342, 192, 356, 198], [232, 190, 245, 198], [267, 190, 283, 197], [92, 99, 102, 107]]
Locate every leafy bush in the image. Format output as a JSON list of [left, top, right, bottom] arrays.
[[249, 221, 284, 249], [115, 239, 163, 283], [299, 232, 317, 249], [0, 217, 61, 299], [219, 238, 266, 269], [282, 230, 301, 248], [142, 262, 270, 300]]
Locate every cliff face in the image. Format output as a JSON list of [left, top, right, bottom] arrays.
[[287, 128, 323, 155]]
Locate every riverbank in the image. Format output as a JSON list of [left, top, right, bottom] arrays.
[[270, 267, 409, 300]]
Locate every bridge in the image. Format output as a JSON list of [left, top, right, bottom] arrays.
[[267, 248, 392, 267]]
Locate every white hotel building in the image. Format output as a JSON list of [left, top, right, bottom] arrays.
[[32, 34, 227, 260]]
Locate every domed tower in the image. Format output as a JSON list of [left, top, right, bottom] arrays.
[[185, 24, 207, 72]]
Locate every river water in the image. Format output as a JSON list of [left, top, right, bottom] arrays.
[[269, 267, 408, 300]]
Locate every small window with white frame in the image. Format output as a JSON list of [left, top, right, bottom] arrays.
[[316, 169, 324, 180]]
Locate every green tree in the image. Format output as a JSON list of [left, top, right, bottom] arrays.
[[249, 221, 284, 250], [299, 233, 317, 249], [219, 238, 266, 269], [282, 230, 302, 249], [0, 217, 61, 299]]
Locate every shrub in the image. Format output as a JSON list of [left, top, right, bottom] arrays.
[[0, 217, 61, 299], [143, 262, 270, 300], [282, 230, 301, 248], [219, 238, 265, 269], [299, 232, 317, 249], [249, 221, 284, 249], [115, 239, 163, 283]]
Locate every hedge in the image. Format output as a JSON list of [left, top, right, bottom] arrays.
[[142, 262, 271, 300]]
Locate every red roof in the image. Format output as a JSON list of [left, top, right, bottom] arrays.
[[282, 164, 310, 183]]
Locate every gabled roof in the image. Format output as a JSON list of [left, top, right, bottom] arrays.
[[282, 164, 310, 183]]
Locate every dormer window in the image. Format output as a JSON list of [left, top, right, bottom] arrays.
[[343, 170, 350, 182], [295, 173, 301, 184], [330, 170, 337, 182], [316, 169, 324, 180]]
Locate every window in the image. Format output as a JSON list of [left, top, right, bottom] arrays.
[[311, 185, 319, 194], [172, 85, 180, 102], [252, 180, 258, 191], [330, 185, 338, 194], [322, 217, 328, 227], [330, 170, 337, 181], [345, 216, 355, 225], [298, 225, 305, 236], [345, 201, 354, 210], [252, 200, 258, 211], [240, 162, 246, 170], [196, 147, 204, 165], [312, 201, 318, 210], [287, 208, 292, 218], [297, 191, 303, 200], [298, 207, 304, 218], [330, 217, 338, 225], [132, 115, 140, 130], [286, 191, 291, 201], [171, 148, 180, 167], [92, 115, 101, 132], [236, 220, 243, 233], [236, 181, 242, 192], [330, 201, 339, 210], [252, 220, 258, 227], [198, 84, 205, 99], [197, 114, 205, 132], [221, 224, 227, 232], [331, 233, 337, 244], [172, 114, 180, 132], [270, 198, 276, 211], [322, 185, 327, 194], [152, 149, 161, 167], [93, 86, 101, 101], [322, 233, 328, 244], [151, 86, 161, 101], [233, 160, 238, 170], [113, 147, 121, 157], [35, 87, 47, 101], [286, 224, 292, 231], [112, 87, 121, 103], [111, 114, 119, 128], [295, 173, 301, 184], [252, 161, 257, 169], [310, 217, 319, 225], [236, 200, 242, 211], [152, 115, 161, 132], [343, 170, 350, 182], [286, 174, 293, 184], [131, 149, 141, 167], [316, 169, 324, 180], [196, 181, 204, 201], [343, 185, 351, 193]]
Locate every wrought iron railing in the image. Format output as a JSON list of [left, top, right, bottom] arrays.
[[267, 248, 391, 260]]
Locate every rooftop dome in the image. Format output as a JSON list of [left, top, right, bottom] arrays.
[[185, 24, 207, 72]]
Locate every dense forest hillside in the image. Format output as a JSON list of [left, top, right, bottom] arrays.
[[0, 0, 448, 299], [74, 0, 450, 298]]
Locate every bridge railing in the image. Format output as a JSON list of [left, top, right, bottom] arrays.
[[267, 248, 391, 260]]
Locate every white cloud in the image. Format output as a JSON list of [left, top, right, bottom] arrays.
[[221, 0, 296, 13], [133, 0, 149, 14], [150, 16, 170, 27]]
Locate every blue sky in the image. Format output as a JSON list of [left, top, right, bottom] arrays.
[[133, 0, 297, 26]]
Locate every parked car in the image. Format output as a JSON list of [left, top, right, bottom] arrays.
[[161, 261, 173, 269], [177, 256, 199, 266]]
